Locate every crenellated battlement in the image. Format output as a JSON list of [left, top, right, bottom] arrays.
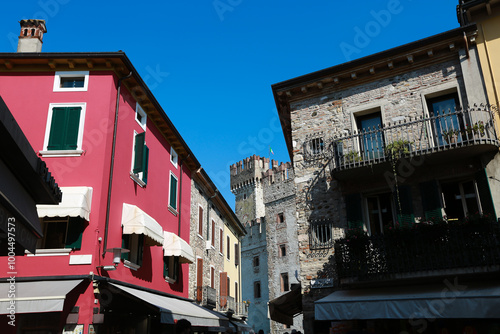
[[230, 155, 293, 192]]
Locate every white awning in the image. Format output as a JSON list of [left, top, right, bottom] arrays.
[[121, 203, 164, 245], [0, 280, 83, 314], [163, 231, 195, 264], [37, 187, 93, 220], [109, 283, 231, 328], [315, 280, 500, 320]]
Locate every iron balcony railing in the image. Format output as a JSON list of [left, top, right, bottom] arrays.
[[334, 219, 500, 283], [327, 106, 498, 171], [219, 295, 235, 314], [201, 286, 217, 309], [236, 301, 250, 317]]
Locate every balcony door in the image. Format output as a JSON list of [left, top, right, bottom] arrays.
[[427, 93, 462, 146], [365, 193, 394, 235], [356, 112, 384, 160], [441, 180, 479, 221]]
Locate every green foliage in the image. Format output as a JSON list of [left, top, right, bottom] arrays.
[[384, 139, 411, 160], [344, 150, 361, 163]]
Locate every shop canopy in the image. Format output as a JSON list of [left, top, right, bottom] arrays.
[[315, 280, 500, 321], [121, 203, 164, 246], [110, 283, 232, 329], [37, 187, 93, 221], [163, 231, 195, 264], [0, 279, 83, 314], [269, 283, 302, 326]]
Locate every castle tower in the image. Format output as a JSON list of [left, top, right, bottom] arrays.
[[230, 155, 269, 224], [17, 19, 46, 53]]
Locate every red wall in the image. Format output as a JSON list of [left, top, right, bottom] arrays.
[[0, 70, 192, 297]]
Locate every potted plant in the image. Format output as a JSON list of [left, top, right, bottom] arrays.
[[344, 150, 362, 164], [442, 129, 459, 144], [385, 139, 412, 160]]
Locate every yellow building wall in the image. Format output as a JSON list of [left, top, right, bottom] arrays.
[[224, 224, 242, 303], [474, 16, 500, 134]]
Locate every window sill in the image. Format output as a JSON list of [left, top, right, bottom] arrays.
[[165, 276, 177, 284], [130, 172, 146, 188], [39, 150, 84, 157], [168, 206, 178, 216], [26, 248, 72, 256], [124, 260, 141, 271]]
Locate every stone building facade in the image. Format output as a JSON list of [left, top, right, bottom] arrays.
[[231, 156, 303, 334], [272, 24, 500, 333], [189, 168, 247, 322]]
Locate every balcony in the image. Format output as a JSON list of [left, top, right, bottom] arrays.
[[235, 301, 249, 317], [200, 286, 217, 309], [326, 106, 499, 179], [219, 295, 235, 314], [334, 216, 500, 285]]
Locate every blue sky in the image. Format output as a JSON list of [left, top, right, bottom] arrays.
[[0, 0, 461, 209]]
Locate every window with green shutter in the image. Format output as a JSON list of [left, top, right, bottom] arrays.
[[121, 233, 144, 268], [395, 185, 415, 228], [419, 180, 443, 221], [38, 217, 84, 250], [164, 256, 179, 283], [47, 106, 82, 150], [169, 173, 178, 211], [345, 193, 364, 231], [131, 132, 149, 186]]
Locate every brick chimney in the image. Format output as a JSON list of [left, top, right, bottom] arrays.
[[17, 19, 47, 52]]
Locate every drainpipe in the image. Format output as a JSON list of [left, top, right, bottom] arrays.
[[102, 71, 133, 257], [178, 154, 190, 237]]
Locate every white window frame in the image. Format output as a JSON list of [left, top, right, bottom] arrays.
[[53, 71, 89, 92], [40, 102, 86, 157], [135, 103, 147, 130], [198, 204, 204, 239], [170, 147, 178, 168], [130, 130, 147, 187], [349, 100, 388, 154], [168, 172, 179, 213]]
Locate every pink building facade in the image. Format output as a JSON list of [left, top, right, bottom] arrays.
[[0, 20, 232, 334]]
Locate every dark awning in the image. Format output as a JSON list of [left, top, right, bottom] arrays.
[[269, 284, 302, 326], [315, 280, 500, 321], [109, 283, 232, 328]]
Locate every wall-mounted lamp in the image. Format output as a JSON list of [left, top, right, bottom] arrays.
[[98, 247, 129, 271]]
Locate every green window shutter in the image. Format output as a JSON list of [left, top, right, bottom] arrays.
[[64, 107, 82, 149], [142, 145, 149, 184], [163, 257, 168, 278], [121, 234, 130, 261], [133, 132, 146, 173], [475, 169, 496, 220], [419, 180, 443, 221], [345, 193, 363, 230], [136, 234, 144, 267], [170, 175, 178, 210], [47, 107, 81, 150], [395, 185, 414, 228], [65, 217, 83, 249]]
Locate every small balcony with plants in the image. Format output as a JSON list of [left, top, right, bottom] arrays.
[[325, 105, 499, 178], [334, 213, 500, 286]]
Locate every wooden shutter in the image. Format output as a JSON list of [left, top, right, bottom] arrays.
[[220, 272, 228, 308], [475, 169, 496, 219], [136, 234, 144, 267], [65, 217, 83, 249], [419, 180, 443, 221], [198, 207, 204, 235], [133, 132, 145, 173], [345, 193, 363, 230], [142, 145, 149, 184], [211, 220, 215, 247], [234, 243, 239, 266], [47, 107, 81, 150], [196, 258, 203, 302], [395, 185, 415, 227]]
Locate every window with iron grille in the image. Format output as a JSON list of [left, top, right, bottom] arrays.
[[309, 219, 334, 250], [304, 135, 325, 161]]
